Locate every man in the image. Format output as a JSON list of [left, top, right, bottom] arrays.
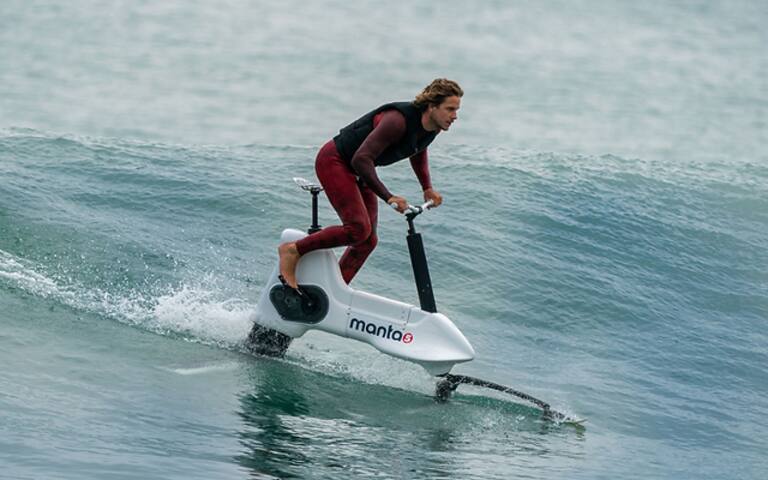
[[279, 78, 463, 289]]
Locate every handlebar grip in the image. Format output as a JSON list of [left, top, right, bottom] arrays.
[[391, 200, 435, 215]]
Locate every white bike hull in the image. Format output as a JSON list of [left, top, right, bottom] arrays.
[[252, 229, 475, 375]]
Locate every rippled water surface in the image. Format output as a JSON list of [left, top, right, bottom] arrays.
[[1, 1, 766, 479]]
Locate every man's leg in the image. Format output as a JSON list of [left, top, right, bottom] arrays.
[[338, 183, 379, 284], [279, 141, 370, 288]]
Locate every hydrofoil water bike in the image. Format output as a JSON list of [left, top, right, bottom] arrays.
[[246, 178, 583, 425]]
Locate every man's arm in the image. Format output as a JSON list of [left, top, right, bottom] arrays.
[[349, 110, 406, 201], [409, 150, 432, 191], [411, 150, 442, 207]]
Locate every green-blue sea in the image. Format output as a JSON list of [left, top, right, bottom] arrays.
[[1, 1, 766, 479]]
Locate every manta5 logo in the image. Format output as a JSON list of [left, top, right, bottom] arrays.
[[349, 318, 413, 344]]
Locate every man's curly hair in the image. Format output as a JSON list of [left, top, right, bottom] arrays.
[[413, 78, 463, 110]]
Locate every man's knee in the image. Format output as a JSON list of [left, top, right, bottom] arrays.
[[362, 233, 378, 251], [351, 232, 378, 251], [345, 221, 372, 246]]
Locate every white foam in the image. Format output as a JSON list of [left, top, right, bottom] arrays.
[[150, 283, 253, 345], [0, 250, 63, 298], [286, 329, 436, 394], [165, 362, 240, 376], [0, 249, 254, 348]]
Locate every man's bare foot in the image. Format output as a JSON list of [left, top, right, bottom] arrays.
[[278, 242, 300, 289]]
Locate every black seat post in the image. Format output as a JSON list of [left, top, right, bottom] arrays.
[[309, 188, 322, 234], [293, 177, 324, 234]]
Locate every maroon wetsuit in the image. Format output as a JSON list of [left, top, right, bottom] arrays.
[[295, 109, 433, 284]]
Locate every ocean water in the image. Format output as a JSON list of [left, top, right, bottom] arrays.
[[1, 1, 767, 479]]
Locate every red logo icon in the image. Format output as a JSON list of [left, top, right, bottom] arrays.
[[402, 332, 413, 344]]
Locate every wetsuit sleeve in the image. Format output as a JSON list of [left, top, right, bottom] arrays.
[[409, 150, 432, 191], [349, 110, 407, 201]]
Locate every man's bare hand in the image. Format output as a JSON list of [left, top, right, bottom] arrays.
[[387, 195, 408, 213], [423, 188, 443, 208]]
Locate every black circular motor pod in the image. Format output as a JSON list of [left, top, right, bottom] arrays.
[[269, 284, 329, 324]]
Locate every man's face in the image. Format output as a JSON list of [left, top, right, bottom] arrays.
[[429, 96, 461, 131]]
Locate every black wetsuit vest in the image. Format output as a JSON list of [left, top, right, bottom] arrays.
[[333, 102, 438, 166]]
